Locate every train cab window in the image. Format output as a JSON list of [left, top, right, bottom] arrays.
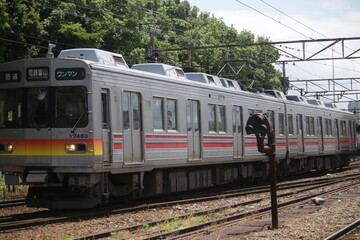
[[0, 89, 22, 128], [28, 88, 50, 128], [55, 87, 88, 128], [288, 114, 294, 135], [278, 113, 285, 135]]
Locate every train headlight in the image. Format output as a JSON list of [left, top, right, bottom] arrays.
[[65, 143, 86, 153], [0, 143, 14, 153], [6, 144, 13, 153]]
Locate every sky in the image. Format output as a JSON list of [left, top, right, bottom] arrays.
[[185, 0, 360, 106]]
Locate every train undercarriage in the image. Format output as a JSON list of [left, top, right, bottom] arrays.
[[23, 154, 351, 209]]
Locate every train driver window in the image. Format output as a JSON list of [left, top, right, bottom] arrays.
[[28, 88, 49, 128], [0, 89, 22, 128]]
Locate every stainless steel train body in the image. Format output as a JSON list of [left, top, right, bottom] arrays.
[[0, 48, 356, 208]]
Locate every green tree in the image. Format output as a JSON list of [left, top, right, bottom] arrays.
[[0, 0, 42, 62]]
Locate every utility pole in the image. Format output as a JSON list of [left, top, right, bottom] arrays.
[[145, 20, 161, 62], [281, 62, 289, 95]]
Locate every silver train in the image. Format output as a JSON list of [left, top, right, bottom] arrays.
[[0, 48, 356, 208]]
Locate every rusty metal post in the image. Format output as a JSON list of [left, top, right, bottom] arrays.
[[268, 152, 278, 229], [246, 113, 278, 229]]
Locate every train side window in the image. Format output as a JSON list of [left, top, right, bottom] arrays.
[[101, 90, 110, 129], [287, 114, 294, 135], [305, 116, 315, 136], [132, 93, 141, 130], [278, 113, 285, 135], [305, 116, 310, 135], [310, 117, 315, 135], [325, 119, 332, 136], [233, 106, 243, 133], [153, 98, 164, 130], [122, 93, 130, 130], [340, 120, 347, 136], [186, 101, 191, 131], [153, 97, 177, 132], [267, 110, 275, 132], [218, 105, 226, 133], [208, 104, 216, 132], [166, 99, 177, 131]]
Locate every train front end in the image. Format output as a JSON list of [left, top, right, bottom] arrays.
[[0, 56, 102, 208]]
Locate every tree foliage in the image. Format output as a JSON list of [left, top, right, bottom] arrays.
[[0, 0, 282, 89]]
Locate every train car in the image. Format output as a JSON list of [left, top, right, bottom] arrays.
[[0, 48, 356, 208]]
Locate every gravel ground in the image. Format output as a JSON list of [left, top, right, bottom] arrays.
[[0, 167, 359, 240], [241, 189, 360, 240]]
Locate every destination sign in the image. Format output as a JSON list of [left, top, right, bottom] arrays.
[[27, 67, 49, 81], [0, 71, 21, 83], [55, 68, 85, 80]]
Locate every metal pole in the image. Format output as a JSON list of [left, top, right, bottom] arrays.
[[268, 153, 278, 229]]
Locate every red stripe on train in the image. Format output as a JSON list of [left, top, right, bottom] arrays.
[[113, 143, 123, 150], [146, 135, 187, 139], [145, 142, 188, 149], [203, 143, 233, 148]]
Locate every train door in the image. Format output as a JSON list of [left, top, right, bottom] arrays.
[[122, 92, 143, 164], [186, 100, 201, 160], [317, 117, 324, 152], [26, 88, 51, 165], [101, 89, 112, 164], [232, 106, 244, 158], [335, 119, 340, 151], [296, 114, 304, 152]]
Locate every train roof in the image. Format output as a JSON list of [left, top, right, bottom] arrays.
[[58, 48, 129, 69]]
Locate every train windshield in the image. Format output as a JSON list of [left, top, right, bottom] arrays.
[[0, 87, 88, 128]]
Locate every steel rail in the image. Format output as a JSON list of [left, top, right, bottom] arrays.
[[323, 218, 360, 240]]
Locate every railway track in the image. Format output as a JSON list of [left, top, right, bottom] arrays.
[[323, 218, 360, 240], [72, 175, 360, 240], [1, 173, 359, 232], [0, 198, 25, 209]]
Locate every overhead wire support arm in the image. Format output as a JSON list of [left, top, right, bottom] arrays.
[[155, 37, 360, 65], [306, 40, 340, 60]]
